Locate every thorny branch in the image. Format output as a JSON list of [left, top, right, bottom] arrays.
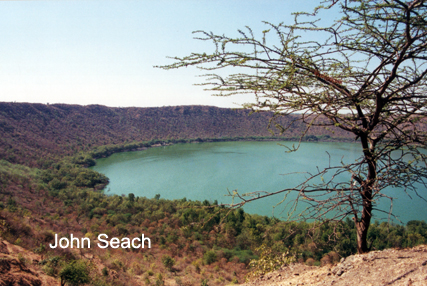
[[158, 0, 427, 253]]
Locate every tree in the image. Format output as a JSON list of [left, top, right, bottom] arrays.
[[128, 192, 135, 203], [59, 260, 90, 286], [161, 254, 175, 271], [158, 0, 427, 253]]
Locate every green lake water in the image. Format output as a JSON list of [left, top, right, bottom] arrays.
[[91, 141, 427, 223]]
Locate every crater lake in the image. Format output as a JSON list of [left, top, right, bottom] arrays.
[[91, 141, 427, 223]]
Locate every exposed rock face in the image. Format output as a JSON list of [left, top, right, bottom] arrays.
[[0, 240, 58, 286], [0, 258, 42, 286], [241, 245, 427, 286]]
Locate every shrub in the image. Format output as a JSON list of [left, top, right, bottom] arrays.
[[320, 254, 331, 266], [305, 258, 315, 266], [203, 250, 217, 265], [192, 260, 201, 273], [161, 255, 175, 271], [155, 273, 164, 286], [59, 260, 90, 286], [110, 259, 125, 271], [248, 244, 295, 278], [328, 251, 340, 264]]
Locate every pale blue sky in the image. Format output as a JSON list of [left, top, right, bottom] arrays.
[[1, 0, 327, 108]]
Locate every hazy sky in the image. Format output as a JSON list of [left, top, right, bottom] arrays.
[[1, 0, 327, 108]]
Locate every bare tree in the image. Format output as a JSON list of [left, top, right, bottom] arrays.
[[158, 0, 427, 254]]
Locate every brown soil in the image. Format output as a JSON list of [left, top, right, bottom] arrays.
[[2, 239, 427, 286], [0, 240, 58, 286], [241, 245, 427, 286]]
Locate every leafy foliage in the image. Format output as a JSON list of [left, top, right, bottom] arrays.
[[59, 260, 90, 286], [247, 244, 295, 278], [161, 255, 175, 271]]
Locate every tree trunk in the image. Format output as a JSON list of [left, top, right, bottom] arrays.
[[354, 136, 376, 254], [354, 178, 374, 253], [355, 217, 370, 253]]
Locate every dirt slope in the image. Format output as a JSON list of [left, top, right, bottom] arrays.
[[241, 245, 427, 286], [1, 241, 427, 285], [0, 240, 58, 286]]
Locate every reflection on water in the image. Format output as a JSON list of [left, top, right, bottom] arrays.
[[91, 141, 426, 223]]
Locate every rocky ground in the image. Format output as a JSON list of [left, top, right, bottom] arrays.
[[0, 240, 58, 286], [1, 239, 427, 286], [241, 245, 427, 286]]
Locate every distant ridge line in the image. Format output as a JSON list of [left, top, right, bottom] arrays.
[[0, 102, 353, 167]]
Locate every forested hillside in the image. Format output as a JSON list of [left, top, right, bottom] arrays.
[[0, 102, 353, 167]]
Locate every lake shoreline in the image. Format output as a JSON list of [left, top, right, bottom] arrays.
[[86, 135, 356, 164]]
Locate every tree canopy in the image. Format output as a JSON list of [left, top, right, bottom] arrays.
[[159, 0, 427, 253], [59, 260, 90, 286]]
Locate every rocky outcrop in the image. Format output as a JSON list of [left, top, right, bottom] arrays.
[[242, 245, 427, 286], [0, 240, 58, 286], [0, 257, 42, 286]]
